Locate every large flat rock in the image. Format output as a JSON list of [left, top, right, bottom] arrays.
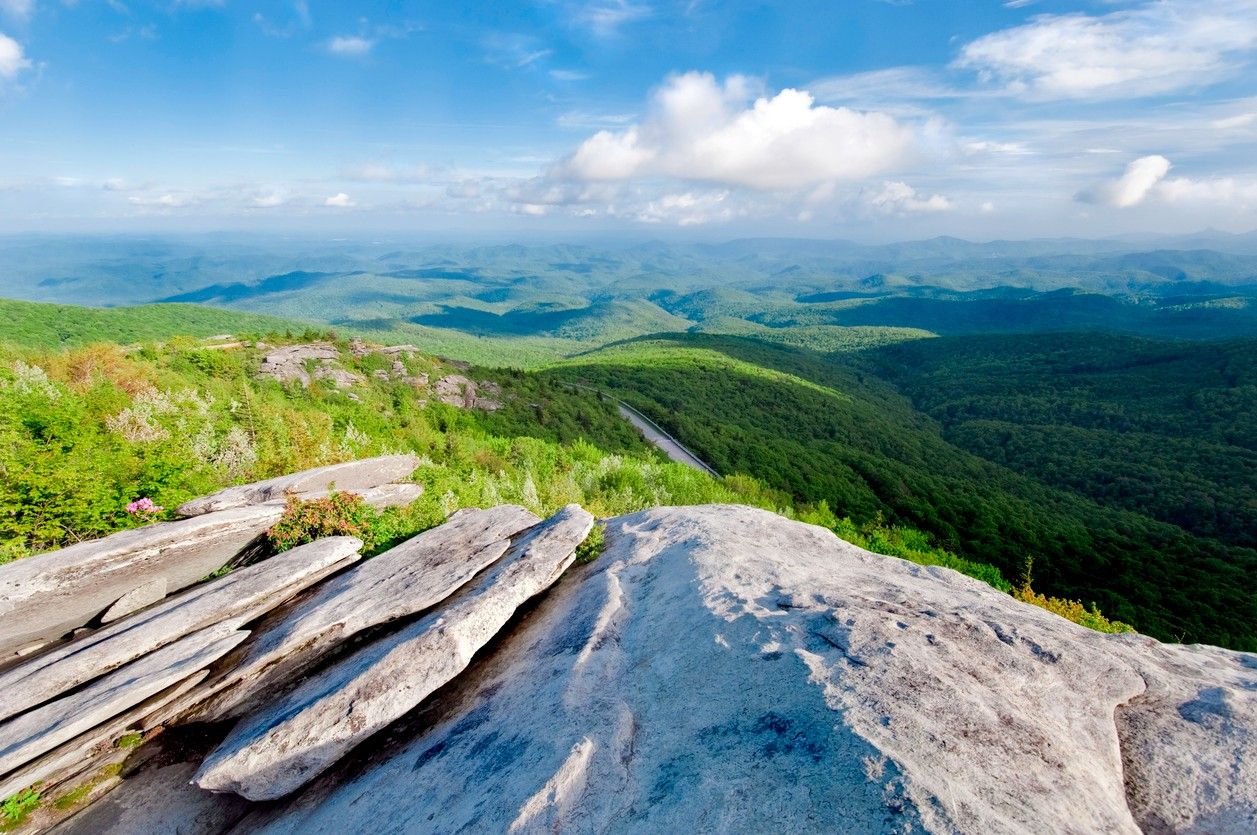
[[0, 485, 419, 660], [0, 537, 363, 722], [236, 505, 1257, 835], [0, 624, 247, 779], [196, 505, 593, 800], [185, 505, 540, 723], [176, 454, 421, 516]]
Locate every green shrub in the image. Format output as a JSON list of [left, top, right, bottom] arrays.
[[266, 491, 380, 552], [574, 523, 606, 564], [1014, 561, 1134, 634]]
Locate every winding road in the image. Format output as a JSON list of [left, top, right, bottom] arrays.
[[558, 381, 720, 477], [615, 404, 720, 477]]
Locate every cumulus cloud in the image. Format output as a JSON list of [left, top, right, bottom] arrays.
[[636, 190, 738, 226], [956, 0, 1257, 99], [1079, 155, 1171, 207], [326, 36, 374, 56], [559, 72, 920, 191], [865, 181, 953, 214], [1157, 175, 1257, 207], [324, 192, 355, 207], [0, 32, 30, 79]]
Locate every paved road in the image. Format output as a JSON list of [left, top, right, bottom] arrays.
[[616, 405, 720, 477]]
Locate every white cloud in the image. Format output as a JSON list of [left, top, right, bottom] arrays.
[[0, 1, 33, 21], [445, 180, 481, 199], [481, 33, 551, 69], [1212, 112, 1257, 129], [963, 140, 1031, 156], [570, 1, 651, 37], [324, 192, 355, 207], [809, 66, 970, 107], [342, 162, 433, 183], [250, 192, 286, 208], [865, 181, 953, 214], [0, 32, 30, 79], [559, 72, 920, 191], [556, 110, 636, 129], [1079, 154, 1171, 207], [956, 0, 1257, 100], [128, 193, 193, 208], [1156, 175, 1257, 207], [636, 190, 738, 226], [550, 69, 589, 82], [326, 36, 374, 56]]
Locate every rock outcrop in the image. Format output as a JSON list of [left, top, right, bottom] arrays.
[[434, 374, 502, 410], [0, 624, 247, 777], [182, 505, 541, 725], [195, 505, 593, 800], [175, 454, 420, 516], [0, 537, 363, 722], [256, 344, 350, 388], [235, 505, 1255, 835], [255, 343, 499, 407], [0, 480, 419, 659], [2, 497, 1252, 834]]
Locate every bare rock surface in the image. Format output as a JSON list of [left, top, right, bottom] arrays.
[[434, 374, 502, 410], [185, 505, 540, 723], [0, 673, 207, 801], [0, 484, 417, 660], [55, 762, 251, 835], [176, 454, 420, 516], [256, 344, 340, 387], [237, 505, 1257, 835], [0, 625, 247, 778], [99, 578, 168, 624], [196, 505, 593, 800], [0, 506, 285, 659], [0, 538, 363, 723]]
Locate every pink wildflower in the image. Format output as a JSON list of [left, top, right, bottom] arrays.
[[126, 497, 164, 515]]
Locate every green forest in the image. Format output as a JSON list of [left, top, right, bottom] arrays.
[[1, 298, 1252, 650], [551, 333, 1257, 650]]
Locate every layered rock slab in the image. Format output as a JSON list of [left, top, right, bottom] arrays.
[[196, 505, 593, 800], [0, 484, 417, 659], [0, 537, 363, 723], [0, 506, 282, 660], [183, 504, 541, 723], [100, 578, 168, 624], [0, 673, 207, 801], [0, 624, 247, 779], [238, 505, 1257, 835], [175, 454, 420, 517]]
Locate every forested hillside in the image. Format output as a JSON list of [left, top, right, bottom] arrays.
[[550, 334, 1257, 649], [0, 302, 1145, 649], [869, 334, 1257, 549]]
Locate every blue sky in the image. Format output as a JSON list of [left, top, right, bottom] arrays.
[[1, 0, 1255, 239]]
